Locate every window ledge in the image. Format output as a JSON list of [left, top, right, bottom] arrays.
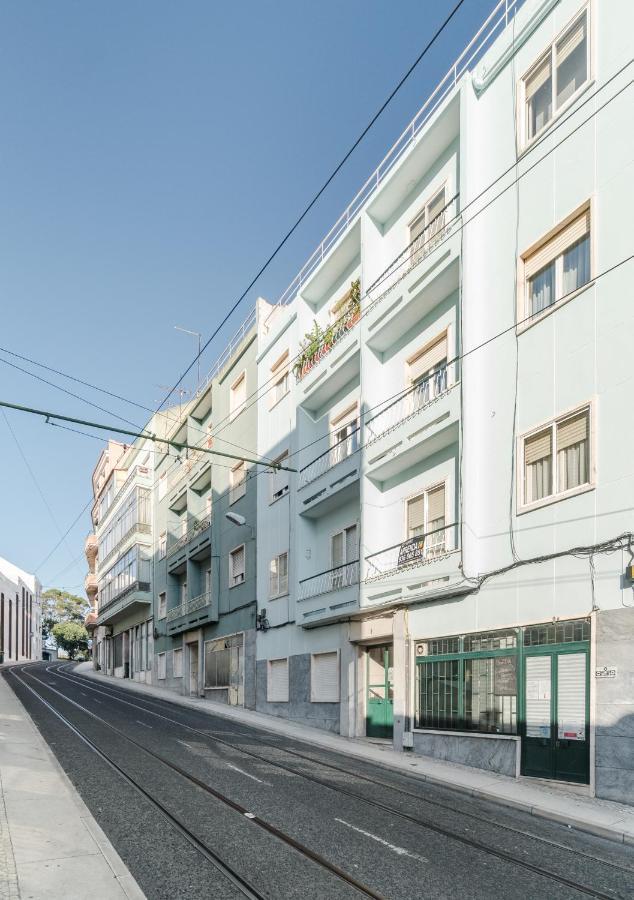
[[517, 280, 595, 334], [269, 592, 290, 601], [517, 481, 595, 516], [519, 79, 596, 157], [413, 728, 520, 741]]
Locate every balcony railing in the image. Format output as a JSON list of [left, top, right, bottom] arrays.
[[365, 524, 456, 580], [294, 300, 361, 384], [166, 513, 212, 559], [166, 591, 212, 623], [96, 464, 151, 531], [97, 579, 151, 619], [299, 426, 360, 488], [299, 560, 360, 601], [168, 449, 205, 491], [365, 366, 451, 444]]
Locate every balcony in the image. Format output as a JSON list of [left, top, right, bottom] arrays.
[[298, 561, 360, 626], [299, 426, 360, 488], [166, 513, 211, 572], [168, 449, 206, 492], [84, 572, 97, 597], [366, 365, 451, 443], [96, 580, 151, 626], [166, 591, 216, 635], [85, 533, 98, 562]]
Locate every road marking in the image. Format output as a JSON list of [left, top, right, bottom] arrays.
[[93, 699, 102, 704], [226, 763, 269, 785], [335, 818, 428, 864], [244, 812, 256, 819], [136, 720, 152, 729]]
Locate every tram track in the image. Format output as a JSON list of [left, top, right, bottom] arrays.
[[7, 665, 383, 900], [26, 662, 634, 899]]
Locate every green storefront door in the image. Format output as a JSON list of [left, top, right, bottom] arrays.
[[366, 645, 394, 738], [522, 646, 589, 784]]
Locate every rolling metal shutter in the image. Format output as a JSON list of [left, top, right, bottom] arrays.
[[268, 658, 289, 703], [311, 651, 339, 703]]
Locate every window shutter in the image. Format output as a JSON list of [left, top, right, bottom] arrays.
[[407, 495, 425, 534], [556, 411, 588, 451], [268, 658, 289, 702], [408, 334, 448, 383], [557, 653, 586, 740], [524, 210, 590, 279], [231, 546, 245, 580], [345, 526, 357, 563], [427, 485, 445, 523], [409, 209, 426, 242], [427, 188, 446, 223], [331, 532, 344, 568], [556, 15, 586, 65], [311, 652, 339, 702], [525, 55, 551, 100], [525, 428, 552, 465]]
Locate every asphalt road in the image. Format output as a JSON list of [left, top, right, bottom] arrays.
[[5, 662, 634, 900]]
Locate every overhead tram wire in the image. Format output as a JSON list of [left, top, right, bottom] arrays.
[[204, 64, 634, 447], [34, 495, 94, 573], [155, 1, 469, 416]]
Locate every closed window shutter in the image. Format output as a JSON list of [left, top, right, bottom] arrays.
[[407, 495, 425, 536], [556, 411, 588, 451], [525, 428, 552, 465], [268, 658, 289, 702], [408, 334, 447, 383], [312, 652, 339, 702], [345, 526, 357, 563], [556, 15, 586, 65], [427, 484, 445, 524], [410, 209, 426, 242], [557, 653, 587, 740], [525, 55, 551, 100], [427, 188, 446, 225], [231, 546, 245, 581], [331, 532, 344, 568], [524, 210, 590, 279]]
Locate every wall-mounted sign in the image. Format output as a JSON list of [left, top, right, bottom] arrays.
[[398, 537, 426, 568], [595, 666, 617, 679]]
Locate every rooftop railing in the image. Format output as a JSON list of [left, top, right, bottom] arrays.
[[365, 366, 452, 444], [269, 0, 524, 317], [299, 560, 360, 602], [299, 425, 360, 488], [166, 513, 212, 559], [196, 306, 257, 397], [365, 523, 456, 580]]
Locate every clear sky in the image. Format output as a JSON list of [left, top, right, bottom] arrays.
[[0, 0, 493, 594]]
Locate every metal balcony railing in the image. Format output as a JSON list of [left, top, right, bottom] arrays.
[[365, 366, 451, 444], [365, 524, 456, 580], [166, 591, 213, 623], [168, 449, 205, 491], [97, 579, 151, 618], [166, 513, 212, 559], [299, 426, 360, 488], [299, 560, 360, 602], [294, 302, 361, 384]]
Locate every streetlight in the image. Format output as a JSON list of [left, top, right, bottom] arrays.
[[174, 325, 202, 392]]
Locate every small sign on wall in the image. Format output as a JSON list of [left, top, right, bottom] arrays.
[[595, 666, 617, 679]]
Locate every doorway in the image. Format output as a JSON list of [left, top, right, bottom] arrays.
[[188, 641, 199, 697], [522, 646, 589, 784], [366, 644, 394, 738]]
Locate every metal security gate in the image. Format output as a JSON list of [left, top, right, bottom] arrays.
[[522, 645, 589, 784], [366, 645, 394, 738]]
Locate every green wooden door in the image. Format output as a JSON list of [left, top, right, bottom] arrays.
[[366, 645, 394, 738], [522, 646, 589, 784]]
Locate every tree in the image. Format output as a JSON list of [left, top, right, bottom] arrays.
[[51, 622, 89, 660], [42, 589, 90, 640]]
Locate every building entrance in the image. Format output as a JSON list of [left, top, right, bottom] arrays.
[[366, 644, 394, 738]]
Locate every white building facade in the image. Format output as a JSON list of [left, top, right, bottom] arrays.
[[0, 557, 42, 663], [255, 0, 634, 802]]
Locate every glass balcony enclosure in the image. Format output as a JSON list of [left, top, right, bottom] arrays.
[[98, 545, 151, 610], [98, 487, 151, 565]]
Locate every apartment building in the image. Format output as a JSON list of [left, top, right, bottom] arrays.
[[152, 314, 258, 707], [0, 556, 42, 663], [255, 0, 634, 803]]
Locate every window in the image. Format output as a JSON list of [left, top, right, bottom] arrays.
[[330, 525, 358, 589], [267, 658, 289, 702], [330, 286, 353, 322], [173, 648, 183, 678], [157, 652, 166, 680], [158, 471, 167, 500], [179, 513, 188, 537], [523, 9, 589, 141], [406, 483, 446, 555], [159, 532, 167, 560], [330, 405, 359, 464], [230, 461, 246, 504], [270, 451, 289, 502], [229, 545, 245, 587], [158, 592, 167, 620], [269, 552, 289, 598], [407, 333, 448, 407], [204, 633, 243, 693], [311, 651, 339, 703], [180, 578, 187, 605], [409, 186, 447, 264], [205, 566, 212, 595], [229, 372, 246, 421], [522, 206, 591, 320], [522, 406, 591, 507], [270, 351, 290, 407]]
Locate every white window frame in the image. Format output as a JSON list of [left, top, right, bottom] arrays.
[[158, 531, 167, 560], [172, 648, 183, 678], [330, 523, 358, 569], [518, 401, 595, 514], [158, 592, 167, 620], [230, 460, 246, 505], [229, 370, 247, 422], [269, 450, 290, 503], [310, 650, 340, 703], [404, 480, 449, 551], [157, 652, 166, 680], [269, 351, 290, 409], [519, 5, 592, 149], [517, 199, 594, 331], [229, 544, 246, 588], [267, 657, 289, 703], [407, 179, 449, 263], [269, 551, 289, 599]]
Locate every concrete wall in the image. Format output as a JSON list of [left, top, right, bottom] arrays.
[[412, 732, 519, 777], [256, 653, 340, 732]]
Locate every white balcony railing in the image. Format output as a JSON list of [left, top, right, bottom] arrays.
[[299, 560, 360, 602], [365, 366, 450, 445], [166, 591, 213, 623], [299, 426, 360, 488], [166, 513, 211, 559], [365, 524, 455, 580]]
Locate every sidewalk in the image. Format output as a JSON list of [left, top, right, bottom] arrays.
[[0, 667, 145, 900], [74, 663, 634, 848]]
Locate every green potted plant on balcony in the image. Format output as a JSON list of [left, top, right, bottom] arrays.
[[293, 319, 323, 380], [346, 278, 361, 326]]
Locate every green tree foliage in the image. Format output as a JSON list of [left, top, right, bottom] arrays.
[[51, 621, 89, 660], [42, 589, 90, 640]]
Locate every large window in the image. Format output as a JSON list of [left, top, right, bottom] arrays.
[[522, 406, 591, 508], [98, 487, 151, 563], [523, 9, 589, 142], [522, 206, 591, 320], [98, 545, 150, 609], [330, 524, 358, 588], [406, 483, 446, 556]]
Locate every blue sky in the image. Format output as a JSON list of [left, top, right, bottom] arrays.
[[0, 0, 492, 593]]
